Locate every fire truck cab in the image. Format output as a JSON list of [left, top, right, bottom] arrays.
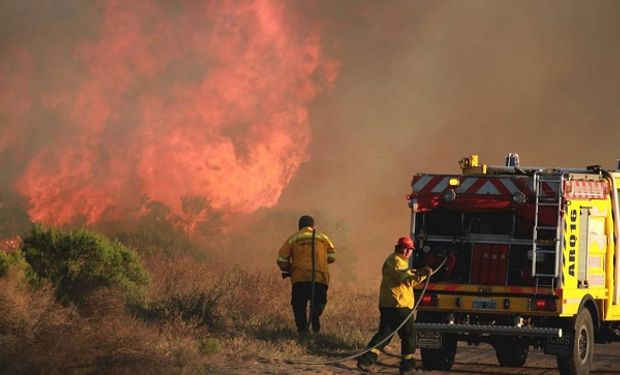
[[409, 154, 620, 375]]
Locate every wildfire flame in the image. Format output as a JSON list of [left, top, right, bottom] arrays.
[[0, 0, 339, 229]]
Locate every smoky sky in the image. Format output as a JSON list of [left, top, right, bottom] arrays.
[[279, 0, 620, 279], [1, 1, 620, 282]]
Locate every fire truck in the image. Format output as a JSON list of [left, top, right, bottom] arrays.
[[409, 154, 620, 375]]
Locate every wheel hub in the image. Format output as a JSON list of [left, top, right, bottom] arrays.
[[578, 327, 589, 362]]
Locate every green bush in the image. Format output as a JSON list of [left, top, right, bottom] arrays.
[[21, 225, 150, 306], [0, 251, 11, 276], [0, 251, 24, 277]]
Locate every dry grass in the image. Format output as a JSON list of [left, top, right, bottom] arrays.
[[137, 253, 380, 364], [0, 265, 207, 375], [0, 252, 381, 374]]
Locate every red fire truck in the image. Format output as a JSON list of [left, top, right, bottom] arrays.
[[410, 154, 620, 375]]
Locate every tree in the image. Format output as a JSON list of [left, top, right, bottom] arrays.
[[22, 225, 149, 306]]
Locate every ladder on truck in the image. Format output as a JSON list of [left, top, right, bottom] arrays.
[[531, 171, 564, 289]]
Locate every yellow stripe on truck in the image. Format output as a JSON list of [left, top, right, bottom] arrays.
[[417, 294, 560, 316]]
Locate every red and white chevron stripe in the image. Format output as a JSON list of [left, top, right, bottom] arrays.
[[412, 175, 558, 198]]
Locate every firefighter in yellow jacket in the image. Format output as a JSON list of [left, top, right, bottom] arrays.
[[357, 236, 431, 374], [277, 215, 335, 336]]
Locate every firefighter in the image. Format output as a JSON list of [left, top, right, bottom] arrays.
[[357, 236, 432, 374], [277, 215, 336, 337]]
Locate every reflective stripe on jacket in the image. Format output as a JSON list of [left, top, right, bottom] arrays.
[[277, 227, 335, 285], [378, 253, 426, 309]]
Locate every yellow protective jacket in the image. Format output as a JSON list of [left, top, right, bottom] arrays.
[[277, 227, 335, 285], [379, 253, 426, 309]]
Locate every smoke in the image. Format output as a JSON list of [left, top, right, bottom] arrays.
[[275, 0, 620, 279], [0, 0, 338, 229], [2, 1, 620, 282]]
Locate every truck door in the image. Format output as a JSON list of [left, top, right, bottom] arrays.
[[582, 206, 607, 289], [564, 201, 608, 292]]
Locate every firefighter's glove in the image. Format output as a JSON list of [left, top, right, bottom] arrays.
[[422, 266, 433, 276], [281, 272, 290, 279]]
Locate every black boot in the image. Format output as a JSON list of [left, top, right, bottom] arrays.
[[357, 351, 378, 372], [356, 357, 374, 372], [399, 358, 421, 374], [298, 328, 309, 341]]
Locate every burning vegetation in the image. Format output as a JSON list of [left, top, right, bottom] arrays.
[[0, 1, 356, 373], [0, 0, 338, 232], [3, 0, 620, 373]]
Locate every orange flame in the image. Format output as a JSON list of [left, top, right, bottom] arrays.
[[1, 0, 339, 229]]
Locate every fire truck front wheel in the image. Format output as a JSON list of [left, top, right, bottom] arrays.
[[557, 308, 594, 375], [420, 334, 457, 371]]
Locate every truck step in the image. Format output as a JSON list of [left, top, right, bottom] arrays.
[[535, 249, 557, 254], [534, 273, 557, 277], [536, 226, 558, 231]]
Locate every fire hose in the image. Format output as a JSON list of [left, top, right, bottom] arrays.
[[285, 256, 448, 366]]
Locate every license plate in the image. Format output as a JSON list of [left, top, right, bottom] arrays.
[[472, 299, 497, 310], [417, 331, 442, 349]]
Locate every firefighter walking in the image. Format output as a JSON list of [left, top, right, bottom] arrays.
[[357, 236, 431, 374], [277, 215, 336, 337]]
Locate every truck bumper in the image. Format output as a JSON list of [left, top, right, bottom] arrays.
[[415, 322, 562, 338]]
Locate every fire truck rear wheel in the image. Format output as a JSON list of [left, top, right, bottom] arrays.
[[493, 337, 528, 367], [420, 334, 457, 371], [557, 308, 594, 375]]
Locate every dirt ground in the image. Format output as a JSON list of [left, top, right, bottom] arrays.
[[212, 341, 620, 375]]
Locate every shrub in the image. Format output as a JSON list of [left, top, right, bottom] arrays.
[[0, 251, 30, 280], [21, 225, 149, 306], [140, 288, 224, 328], [0, 252, 14, 277]]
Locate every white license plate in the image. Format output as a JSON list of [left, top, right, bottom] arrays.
[[472, 299, 497, 310], [417, 331, 442, 349]]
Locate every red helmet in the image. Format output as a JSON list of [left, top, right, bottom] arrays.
[[397, 236, 415, 250]]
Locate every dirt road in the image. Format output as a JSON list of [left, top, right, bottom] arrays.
[[216, 341, 620, 374]]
